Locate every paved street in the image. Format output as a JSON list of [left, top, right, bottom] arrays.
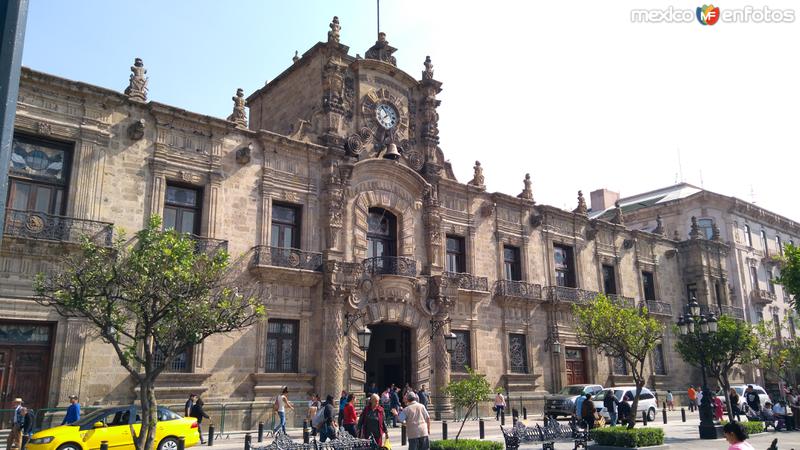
[[201, 410, 800, 450]]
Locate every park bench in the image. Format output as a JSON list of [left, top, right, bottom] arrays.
[[254, 431, 377, 450], [501, 419, 588, 450]]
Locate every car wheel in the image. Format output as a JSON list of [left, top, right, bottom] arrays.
[[647, 408, 656, 421], [158, 437, 179, 450], [57, 444, 82, 450]]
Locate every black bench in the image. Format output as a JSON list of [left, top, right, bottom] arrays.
[[501, 420, 589, 450], [255, 432, 377, 450]]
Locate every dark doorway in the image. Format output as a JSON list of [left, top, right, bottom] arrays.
[[0, 322, 53, 428], [364, 324, 412, 391]]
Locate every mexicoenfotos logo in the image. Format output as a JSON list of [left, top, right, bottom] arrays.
[[696, 4, 721, 25], [631, 5, 795, 23]]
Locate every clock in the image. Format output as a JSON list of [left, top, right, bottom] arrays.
[[375, 103, 398, 129]]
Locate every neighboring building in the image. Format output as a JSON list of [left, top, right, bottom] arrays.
[[590, 183, 800, 389], [1, 18, 738, 418]]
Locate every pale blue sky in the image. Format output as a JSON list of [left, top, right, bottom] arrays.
[[21, 1, 800, 222]]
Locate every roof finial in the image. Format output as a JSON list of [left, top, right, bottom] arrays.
[[517, 173, 533, 201], [573, 190, 588, 216], [422, 56, 434, 80], [328, 16, 341, 43], [292, 50, 300, 63], [711, 221, 721, 241], [467, 161, 485, 189], [689, 216, 703, 239], [610, 200, 624, 225], [653, 214, 665, 235], [227, 88, 247, 128], [124, 57, 148, 102]]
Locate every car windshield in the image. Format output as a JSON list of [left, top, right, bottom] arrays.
[[716, 387, 745, 396], [72, 408, 120, 427], [593, 390, 625, 401], [559, 386, 588, 395]]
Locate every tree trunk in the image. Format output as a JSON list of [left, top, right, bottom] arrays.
[[454, 404, 474, 441], [720, 375, 734, 423], [628, 383, 644, 429], [136, 378, 159, 450]]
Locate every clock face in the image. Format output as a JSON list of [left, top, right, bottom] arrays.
[[375, 103, 399, 129]]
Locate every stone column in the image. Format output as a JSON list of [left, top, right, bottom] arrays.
[[431, 315, 453, 419], [321, 299, 346, 397], [148, 160, 167, 219]]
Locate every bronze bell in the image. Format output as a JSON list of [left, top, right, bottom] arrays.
[[383, 143, 401, 160]]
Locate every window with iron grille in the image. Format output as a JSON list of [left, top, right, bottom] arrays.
[[153, 346, 192, 373], [266, 319, 299, 373], [652, 344, 666, 375], [508, 333, 528, 374], [8, 134, 71, 215], [450, 330, 471, 372], [446, 235, 466, 273], [612, 355, 628, 375]]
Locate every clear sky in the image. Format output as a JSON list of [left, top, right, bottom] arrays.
[[20, 0, 800, 222]]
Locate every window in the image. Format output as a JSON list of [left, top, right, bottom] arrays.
[[750, 266, 759, 290], [761, 230, 768, 253], [554, 245, 576, 288], [602, 265, 617, 295], [652, 344, 667, 375], [756, 312, 764, 323], [153, 345, 191, 373], [744, 225, 753, 247], [266, 319, 299, 373], [446, 235, 466, 273], [777, 236, 783, 255], [768, 270, 775, 294], [639, 391, 655, 401], [503, 245, 521, 281], [164, 185, 201, 234], [642, 271, 656, 301], [612, 355, 628, 375], [697, 218, 714, 240], [8, 134, 71, 215], [366, 208, 396, 259], [450, 330, 471, 372], [714, 282, 722, 304], [271, 203, 301, 249], [508, 333, 528, 374], [686, 283, 697, 302], [773, 314, 782, 341]]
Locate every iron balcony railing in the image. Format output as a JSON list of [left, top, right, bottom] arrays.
[[444, 272, 489, 292], [606, 294, 636, 308], [494, 280, 543, 300], [252, 246, 323, 272], [545, 286, 600, 304], [643, 300, 673, 316], [189, 234, 228, 254], [750, 289, 777, 304], [362, 256, 417, 277], [699, 304, 746, 320], [3, 208, 113, 246]]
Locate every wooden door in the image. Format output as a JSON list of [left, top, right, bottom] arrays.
[[565, 348, 587, 385], [12, 348, 50, 409], [0, 349, 11, 428]]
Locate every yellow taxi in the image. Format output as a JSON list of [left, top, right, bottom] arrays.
[[27, 405, 200, 450]]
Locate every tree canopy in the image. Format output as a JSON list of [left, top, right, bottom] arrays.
[[443, 367, 496, 440], [776, 243, 800, 315]]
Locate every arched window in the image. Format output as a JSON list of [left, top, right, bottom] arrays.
[[367, 208, 397, 259]]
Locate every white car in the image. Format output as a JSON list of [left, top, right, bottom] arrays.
[[716, 384, 771, 413], [592, 386, 659, 422]]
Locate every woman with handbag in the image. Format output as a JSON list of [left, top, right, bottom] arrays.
[[358, 393, 388, 447]]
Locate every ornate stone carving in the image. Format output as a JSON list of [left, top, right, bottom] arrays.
[[711, 221, 721, 241], [404, 149, 424, 171], [227, 88, 247, 128], [480, 202, 495, 218], [517, 173, 533, 200], [346, 127, 373, 156], [573, 190, 588, 216], [37, 121, 51, 135], [689, 216, 703, 239], [127, 119, 145, 140], [236, 144, 252, 165], [365, 32, 397, 66], [328, 16, 341, 44], [292, 50, 300, 63], [422, 55, 434, 80], [467, 161, 485, 188], [610, 201, 624, 225], [653, 214, 665, 235], [124, 58, 148, 102]]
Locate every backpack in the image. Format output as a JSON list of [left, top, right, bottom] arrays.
[[273, 395, 281, 412], [311, 404, 326, 428]]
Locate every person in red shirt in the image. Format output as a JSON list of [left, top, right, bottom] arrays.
[[343, 393, 358, 437]]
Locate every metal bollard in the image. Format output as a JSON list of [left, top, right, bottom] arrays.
[[662, 408, 667, 424], [401, 424, 407, 446], [208, 425, 215, 447], [244, 433, 251, 450], [642, 411, 648, 426], [681, 408, 686, 422], [512, 410, 518, 426], [523, 407, 527, 420], [442, 421, 448, 440], [100, 441, 109, 450], [303, 420, 310, 444], [501, 410, 505, 426], [178, 438, 185, 450], [479, 419, 485, 439], [258, 422, 264, 443]]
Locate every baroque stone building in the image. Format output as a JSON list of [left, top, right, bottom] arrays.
[[0, 18, 742, 416]]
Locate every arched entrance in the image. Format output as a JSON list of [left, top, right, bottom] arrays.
[[364, 323, 412, 391]]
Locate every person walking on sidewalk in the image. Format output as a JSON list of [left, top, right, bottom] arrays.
[[494, 392, 506, 421], [62, 395, 81, 425], [666, 390, 674, 411], [338, 390, 348, 429], [603, 390, 621, 426], [184, 394, 197, 418], [6, 398, 23, 450], [358, 394, 387, 447], [190, 398, 210, 444], [319, 395, 338, 443], [389, 386, 401, 428], [342, 393, 358, 437], [273, 387, 293, 435], [392, 392, 430, 450], [687, 386, 697, 412], [19, 408, 33, 450], [417, 385, 429, 408]]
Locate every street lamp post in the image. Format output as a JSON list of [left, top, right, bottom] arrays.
[[676, 297, 723, 439]]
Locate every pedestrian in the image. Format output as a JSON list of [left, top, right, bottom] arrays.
[[185, 393, 197, 418], [417, 385, 429, 408], [494, 392, 506, 421], [389, 385, 401, 428], [687, 386, 697, 412], [603, 390, 620, 426], [62, 395, 81, 425], [190, 398, 210, 444], [580, 393, 595, 430], [617, 394, 632, 425], [392, 392, 430, 450], [338, 390, 348, 429], [713, 395, 724, 421], [272, 386, 293, 434], [307, 393, 321, 436], [357, 393, 388, 447], [343, 393, 358, 437], [6, 397, 23, 450], [367, 382, 379, 396], [665, 390, 674, 411], [723, 422, 755, 450], [745, 385, 761, 414], [319, 395, 338, 442], [772, 400, 788, 430], [729, 388, 741, 417], [19, 408, 33, 450]]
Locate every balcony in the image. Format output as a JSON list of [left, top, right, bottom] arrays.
[[494, 280, 543, 301], [545, 286, 600, 305], [719, 305, 745, 320], [750, 289, 777, 305], [252, 246, 323, 271], [362, 256, 417, 277], [3, 208, 113, 246], [607, 294, 636, 308], [189, 234, 228, 254], [444, 272, 489, 292], [643, 300, 673, 317]]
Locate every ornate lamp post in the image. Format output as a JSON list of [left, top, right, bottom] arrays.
[[357, 326, 372, 352], [445, 332, 457, 354], [676, 296, 722, 439]]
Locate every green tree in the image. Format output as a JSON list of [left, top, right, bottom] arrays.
[[754, 320, 800, 389], [673, 315, 760, 423], [443, 367, 496, 440], [34, 216, 267, 450], [775, 243, 800, 314], [572, 295, 664, 428]]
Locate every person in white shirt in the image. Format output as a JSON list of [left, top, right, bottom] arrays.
[[392, 392, 430, 450]]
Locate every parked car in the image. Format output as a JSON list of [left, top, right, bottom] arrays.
[[592, 386, 659, 422], [27, 405, 199, 450], [716, 384, 771, 413], [544, 384, 604, 418]]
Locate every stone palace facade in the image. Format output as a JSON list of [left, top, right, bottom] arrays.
[[0, 17, 771, 414]]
